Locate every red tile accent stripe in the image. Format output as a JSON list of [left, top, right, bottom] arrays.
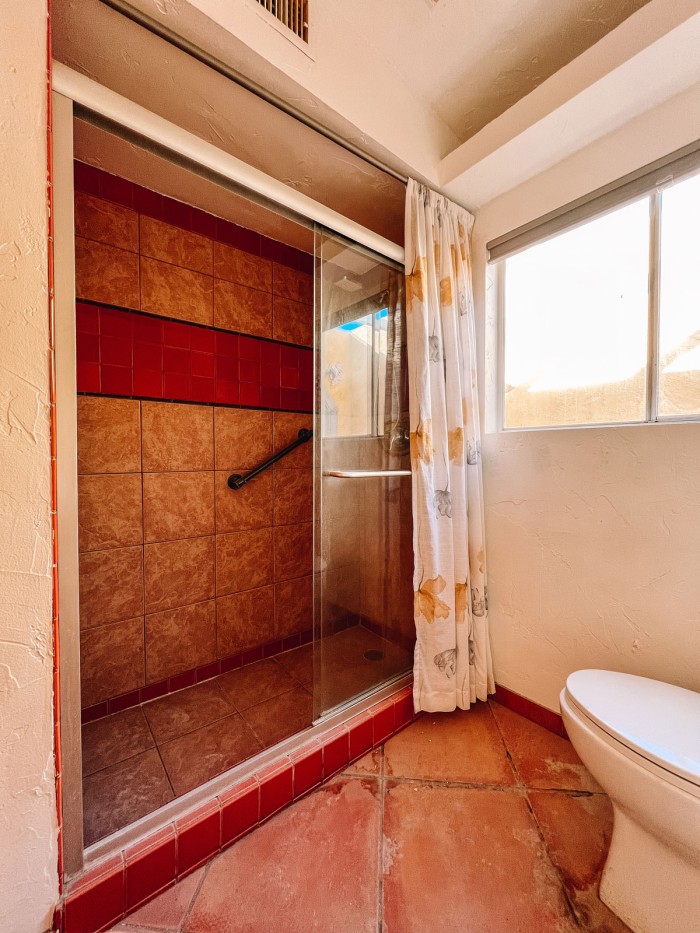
[[73, 161, 314, 275], [75, 302, 314, 413], [59, 684, 418, 932], [492, 684, 567, 738], [81, 628, 313, 723]]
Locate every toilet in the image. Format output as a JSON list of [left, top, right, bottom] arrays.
[[560, 670, 700, 933]]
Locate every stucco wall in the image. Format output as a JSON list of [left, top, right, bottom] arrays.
[[0, 2, 59, 931], [473, 82, 700, 712]]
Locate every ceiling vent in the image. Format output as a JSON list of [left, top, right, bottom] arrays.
[[256, 0, 309, 43]]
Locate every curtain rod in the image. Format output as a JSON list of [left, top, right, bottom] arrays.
[[98, 0, 410, 186]]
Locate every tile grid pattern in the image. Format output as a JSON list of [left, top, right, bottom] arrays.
[[81, 627, 314, 724], [73, 161, 313, 275], [81, 654, 316, 847], [74, 168, 315, 713], [77, 400, 314, 711], [58, 684, 417, 933], [75, 302, 314, 410], [109, 700, 630, 933]]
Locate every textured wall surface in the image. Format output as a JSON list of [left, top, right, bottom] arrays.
[[472, 85, 700, 712], [0, 2, 59, 931]]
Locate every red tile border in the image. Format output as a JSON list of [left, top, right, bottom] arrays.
[[492, 684, 567, 738], [219, 777, 259, 848], [257, 759, 294, 821], [60, 683, 418, 932], [175, 801, 221, 877], [75, 303, 313, 413], [124, 827, 176, 912], [81, 628, 314, 723], [74, 161, 313, 275]]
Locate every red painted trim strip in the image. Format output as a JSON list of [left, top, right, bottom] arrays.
[[492, 684, 567, 738], [81, 628, 313, 723], [59, 684, 418, 932], [76, 303, 314, 413], [73, 161, 314, 275]]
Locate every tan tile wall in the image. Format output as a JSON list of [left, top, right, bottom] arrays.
[[75, 191, 313, 708], [73, 191, 313, 344]]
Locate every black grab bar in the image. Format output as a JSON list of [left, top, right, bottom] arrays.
[[227, 428, 313, 490]]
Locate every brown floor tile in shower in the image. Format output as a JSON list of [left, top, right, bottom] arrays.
[[158, 713, 262, 796], [82, 707, 154, 777], [83, 748, 174, 847], [383, 703, 516, 786], [490, 699, 603, 792], [274, 643, 313, 685], [241, 686, 313, 749], [184, 778, 380, 933], [216, 658, 298, 712], [142, 680, 235, 745]]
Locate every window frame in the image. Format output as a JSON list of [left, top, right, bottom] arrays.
[[490, 144, 700, 432]]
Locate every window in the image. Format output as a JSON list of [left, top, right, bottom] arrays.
[[495, 159, 700, 430]]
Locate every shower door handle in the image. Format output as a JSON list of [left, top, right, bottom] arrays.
[[323, 470, 412, 478]]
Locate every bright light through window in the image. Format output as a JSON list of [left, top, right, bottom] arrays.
[[658, 172, 700, 417], [503, 199, 650, 428]]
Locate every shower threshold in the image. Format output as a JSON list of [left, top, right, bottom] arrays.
[[81, 624, 410, 850]]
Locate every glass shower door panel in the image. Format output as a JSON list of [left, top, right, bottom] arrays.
[[314, 229, 414, 719]]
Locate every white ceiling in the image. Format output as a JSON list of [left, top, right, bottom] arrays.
[[53, 0, 699, 243], [330, 0, 650, 143]]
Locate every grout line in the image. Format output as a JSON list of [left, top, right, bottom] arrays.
[[487, 698, 524, 789], [178, 858, 213, 933], [377, 744, 386, 933]]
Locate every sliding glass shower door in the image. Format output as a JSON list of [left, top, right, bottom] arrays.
[[313, 228, 414, 719]]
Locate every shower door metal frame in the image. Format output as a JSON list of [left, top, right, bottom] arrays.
[[51, 69, 405, 880]]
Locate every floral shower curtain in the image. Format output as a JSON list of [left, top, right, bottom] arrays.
[[405, 179, 494, 713]]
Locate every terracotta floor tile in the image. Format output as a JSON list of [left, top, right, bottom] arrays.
[[529, 791, 631, 932], [143, 680, 235, 744], [343, 748, 382, 776], [158, 714, 262, 796], [216, 658, 298, 711], [275, 643, 313, 684], [382, 782, 578, 933], [83, 749, 174, 846], [490, 700, 603, 792], [384, 703, 515, 785], [184, 778, 380, 932], [241, 686, 313, 748], [121, 866, 205, 931], [82, 707, 154, 777]]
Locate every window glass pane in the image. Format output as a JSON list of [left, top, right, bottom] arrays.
[[658, 171, 700, 417], [503, 199, 650, 428]]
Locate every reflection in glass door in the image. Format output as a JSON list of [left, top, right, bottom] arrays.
[[313, 228, 415, 719]]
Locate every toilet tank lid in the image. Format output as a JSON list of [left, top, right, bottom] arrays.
[[565, 670, 700, 787]]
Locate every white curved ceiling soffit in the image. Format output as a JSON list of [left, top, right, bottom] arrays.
[[53, 0, 700, 233]]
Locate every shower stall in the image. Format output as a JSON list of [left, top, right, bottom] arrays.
[[53, 70, 414, 870]]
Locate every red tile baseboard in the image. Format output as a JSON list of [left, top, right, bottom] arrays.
[[59, 684, 418, 933], [492, 684, 567, 738], [81, 628, 313, 724]]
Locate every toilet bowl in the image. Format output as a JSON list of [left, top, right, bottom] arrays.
[[560, 670, 700, 933]]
